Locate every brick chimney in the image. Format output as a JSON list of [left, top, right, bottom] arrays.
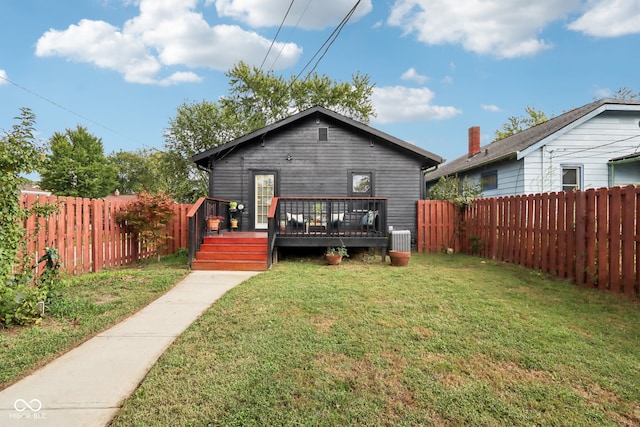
[[468, 126, 480, 158]]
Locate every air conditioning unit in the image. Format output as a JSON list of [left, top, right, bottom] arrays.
[[389, 230, 411, 252]]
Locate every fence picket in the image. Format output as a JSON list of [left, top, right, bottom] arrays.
[[18, 194, 193, 276], [418, 185, 638, 299]]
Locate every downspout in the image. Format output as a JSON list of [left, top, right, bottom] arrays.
[[541, 146, 545, 193]]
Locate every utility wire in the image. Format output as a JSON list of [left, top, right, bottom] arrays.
[[294, 0, 361, 82], [0, 74, 122, 135], [268, 0, 313, 71], [552, 134, 640, 158], [259, 0, 296, 71]]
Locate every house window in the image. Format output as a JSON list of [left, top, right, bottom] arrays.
[[318, 127, 328, 141], [349, 171, 373, 212], [481, 170, 498, 191], [562, 165, 582, 192], [351, 173, 372, 195]]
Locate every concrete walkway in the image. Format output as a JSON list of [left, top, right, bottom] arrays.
[[0, 270, 259, 427]]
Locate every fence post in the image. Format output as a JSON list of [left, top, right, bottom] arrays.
[[621, 185, 636, 298], [596, 188, 609, 291], [585, 189, 596, 288], [609, 186, 622, 293], [91, 199, 103, 273], [575, 191, 587, 286]]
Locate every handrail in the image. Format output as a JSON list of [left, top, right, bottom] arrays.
[[187, 197, 231, 264], [266, 197, 280, 268]]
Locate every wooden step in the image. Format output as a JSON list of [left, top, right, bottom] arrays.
[[191, 259, 268, 271], [192, 232, 269, 271], [199, 243, 266, 253], [195, 251, 267, 261]]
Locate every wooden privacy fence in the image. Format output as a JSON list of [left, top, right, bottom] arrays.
[[20, 194, 191, 275], [416, 200, 459, 253], [417, 185, 640, 299]]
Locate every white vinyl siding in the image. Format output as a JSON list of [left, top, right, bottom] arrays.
[[520, 110, 640, 194]]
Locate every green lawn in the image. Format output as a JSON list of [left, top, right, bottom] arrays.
[[112, 253, 640, 426], [0, 252, 190, 389]]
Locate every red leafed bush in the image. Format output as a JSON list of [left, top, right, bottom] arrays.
[[116, 191, 176, 261]]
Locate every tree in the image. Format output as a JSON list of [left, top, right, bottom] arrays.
[[108, 148, 168, 195], [611, 87, 640, 101], [427, 175, 483, 251], [163, 61, 375, 202], [116, 191, 176, 261], [40, 126, 118, 198], [427, 175, 482, 206], [494, 105, 549, 141], [1, 109, 62, 325], [0, 108, 43, 280]]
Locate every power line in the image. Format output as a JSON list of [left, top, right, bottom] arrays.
[[0, 74, 122, 135], [268, 0, 313, 71], [552, 134, 640, 158], [294, 0, 361, 82], [259, 0, 296, 71]]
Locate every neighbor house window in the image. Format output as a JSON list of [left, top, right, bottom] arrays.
[[562, 165, 582, 192], [481, 170, 498, 191]]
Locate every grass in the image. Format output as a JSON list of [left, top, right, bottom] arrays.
[[0, 251, 190, 389], [111, 253, 640, 426]]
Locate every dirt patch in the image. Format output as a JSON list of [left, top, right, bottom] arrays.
[[309, 315, 336, 335], [95, 295, 119, 305]]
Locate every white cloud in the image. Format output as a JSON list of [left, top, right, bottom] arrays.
[[212, 0, 372, 30], [35, 0, 302, 85], [568, 0, 640, 37], [401, 67, 428, 84], [481, 104, 502, 112], [388, 0, 581, 58], [592, 86, 611, 98], [0, 69, 7, 84], [371, 86, 461, 123], [442, 75, 453, 84]]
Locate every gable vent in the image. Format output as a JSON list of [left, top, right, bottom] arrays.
[[318, 127, 328, 141]]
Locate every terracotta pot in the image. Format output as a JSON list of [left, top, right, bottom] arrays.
[[326, 254, 343, 265], [230, 219, 239, 228], [207, 218, 221, 231], [389, 250, 410, 266]]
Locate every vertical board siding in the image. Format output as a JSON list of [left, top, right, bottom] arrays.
[[417, 185, 639, 299], [19, 194, 191, 275]]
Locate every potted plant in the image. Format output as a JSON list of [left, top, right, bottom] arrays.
[[206, 215, 224, 232], [326, 245, 348, 265], [230, 217, 239, 228], [229, 201, 238, 210], [388, 250, 410, 266]]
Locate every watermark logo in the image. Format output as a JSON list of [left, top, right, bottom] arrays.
[[14, 399, 42, 412], [10, 399, 46, 420]]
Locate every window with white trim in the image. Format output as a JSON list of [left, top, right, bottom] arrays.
[[561, 165, 582, 192]]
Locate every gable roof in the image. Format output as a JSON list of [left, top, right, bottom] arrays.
[[191, 105, 444, 168], [426, 98, 640, 182]]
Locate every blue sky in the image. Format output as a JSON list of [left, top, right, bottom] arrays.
[[2, 0, 639, 166]]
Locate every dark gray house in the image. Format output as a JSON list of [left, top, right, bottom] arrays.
[[188, 106, 443, 268]]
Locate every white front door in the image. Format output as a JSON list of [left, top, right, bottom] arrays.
[[254, 174, 275, 230]]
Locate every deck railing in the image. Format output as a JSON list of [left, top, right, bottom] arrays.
[[187, 197, 230, 263], [270, 196, 388, 238]]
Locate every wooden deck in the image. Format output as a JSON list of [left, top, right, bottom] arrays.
[[188, 197, 390, 270]]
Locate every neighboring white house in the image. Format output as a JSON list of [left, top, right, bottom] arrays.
[[426, 98, 640, 197]]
